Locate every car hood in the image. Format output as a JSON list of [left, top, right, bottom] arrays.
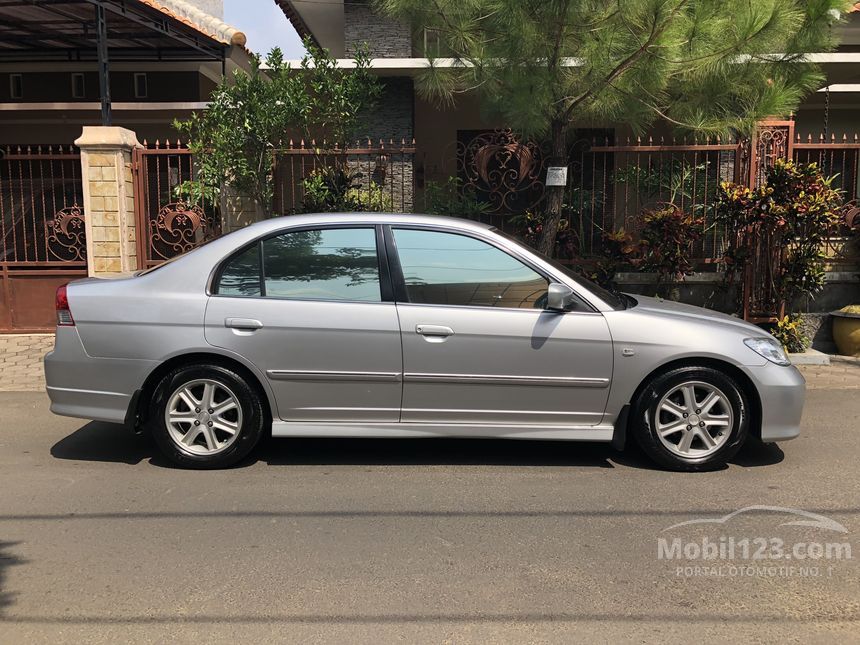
[[627, 294, 763, 335]]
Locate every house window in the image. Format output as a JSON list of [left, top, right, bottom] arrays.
[[10, 74, 23, 99], [423, 28, 442, 57], [134, 73, 148, 98], [71, 73, 85, 99]]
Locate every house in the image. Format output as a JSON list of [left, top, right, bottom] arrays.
[[274, 0, 860, 204], [0, 0, 251, 145], [0, 0, 252, 331]]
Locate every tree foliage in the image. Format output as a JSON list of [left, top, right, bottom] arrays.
[[175, 38, 381, 217], [377, 0, 851, 254]]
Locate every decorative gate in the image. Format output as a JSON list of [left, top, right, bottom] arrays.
[[132, 141, 218, 268], [741, 120, 796, 322], [0, 145, 87, 332]]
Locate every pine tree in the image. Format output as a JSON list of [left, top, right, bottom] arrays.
[[377, 0, 851, 255]]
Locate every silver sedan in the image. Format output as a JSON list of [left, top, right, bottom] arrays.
[[45, 213, 805, 470]]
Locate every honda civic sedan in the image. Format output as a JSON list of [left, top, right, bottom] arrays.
[[45, 213, 805, 470]]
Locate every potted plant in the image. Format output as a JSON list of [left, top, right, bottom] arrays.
[[832, 203, 860, 356], [831, 306, 860, 357]]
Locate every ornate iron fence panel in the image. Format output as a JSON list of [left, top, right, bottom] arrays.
[[456, 129, 546, 216], [0, 145, 87, 264], [273, 139, 416, 215], [749, 120, 795, 187], [0, 145, 88, 331], [133, 141, 219, 268]]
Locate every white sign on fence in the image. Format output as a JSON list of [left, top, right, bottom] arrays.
[[546, 166, 568, 187]]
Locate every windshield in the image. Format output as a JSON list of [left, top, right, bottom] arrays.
[[491, 228, 628, 310]]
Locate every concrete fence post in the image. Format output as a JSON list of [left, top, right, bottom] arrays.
[[75, 126, 142, 276]]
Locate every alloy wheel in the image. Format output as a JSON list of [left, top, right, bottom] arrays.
[[654, 380, 734, 458], [164, 379, 243, 456]]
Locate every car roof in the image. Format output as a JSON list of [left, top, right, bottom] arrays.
[[240, 212, 494, 236]]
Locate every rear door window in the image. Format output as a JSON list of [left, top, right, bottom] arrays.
[[215, 227, 382, 302]]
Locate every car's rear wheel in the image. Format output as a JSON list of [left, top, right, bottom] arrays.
[[631, 366, 749, 471], [148, 363, 265, 469]]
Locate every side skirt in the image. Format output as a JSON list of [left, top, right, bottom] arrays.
[[270, 421, 615, 442]]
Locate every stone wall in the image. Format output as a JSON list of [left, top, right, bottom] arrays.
[[0, 333, 54, 392], [344, 0, 411, 58], [220, 187, 264, 232], [355, 77, 414, 211], [360, 77, 414, 144]]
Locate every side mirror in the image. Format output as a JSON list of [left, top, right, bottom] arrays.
[[546, 282, 577, 312]]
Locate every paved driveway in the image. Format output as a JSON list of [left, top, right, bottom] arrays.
[[0, 390, 858, 643]]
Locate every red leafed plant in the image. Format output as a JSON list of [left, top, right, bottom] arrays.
[[715, 159, 843, 313], [637, 204, 705, 296]]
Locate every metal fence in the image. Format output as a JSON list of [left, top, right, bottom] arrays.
[[132, 140, 220, 268], [273, 139, 416, 215], [453, 124, 859, 270], [132, 139, 416, 266], [0, 145, 88, 331], [566, 135, 745, 263]]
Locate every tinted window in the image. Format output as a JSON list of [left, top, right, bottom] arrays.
[[218, 242, 261, 296], [490, 228, 623, 310], [393, 228, 548, 308], [262, 228, 381, 301]]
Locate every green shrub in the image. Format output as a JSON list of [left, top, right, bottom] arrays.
[[770, 314, 809, 353], [301, 166, 392, 213], [422, 177, 490, 219]]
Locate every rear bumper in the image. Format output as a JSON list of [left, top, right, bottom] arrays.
[[743, 363, 806, 442], [44, 327, 157, 424]]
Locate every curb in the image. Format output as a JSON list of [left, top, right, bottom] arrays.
[[789, 349, 830, 366]]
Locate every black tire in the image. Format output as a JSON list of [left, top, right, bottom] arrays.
[[630, 366, 750, 472], [148, 363, 265, 469]]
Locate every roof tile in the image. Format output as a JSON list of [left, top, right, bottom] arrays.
[[138, 0, 246, 46]]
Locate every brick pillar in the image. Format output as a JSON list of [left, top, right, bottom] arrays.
[[75, 126, 141, 276]]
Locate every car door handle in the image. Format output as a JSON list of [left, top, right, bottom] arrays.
[[415, 324, 454, 337], [225, 317, 263, 331]]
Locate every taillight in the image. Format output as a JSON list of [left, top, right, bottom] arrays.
[[56, 284, 74, 326]]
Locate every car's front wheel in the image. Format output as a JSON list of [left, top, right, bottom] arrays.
[[631, 366, 750, 471], [148, 363, 265, 469]]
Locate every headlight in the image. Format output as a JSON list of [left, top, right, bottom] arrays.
[[744, 337, 791, 366]]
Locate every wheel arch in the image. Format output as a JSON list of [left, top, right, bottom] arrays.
[[625, 357, 762, 440], [131, 351, 275, 430]]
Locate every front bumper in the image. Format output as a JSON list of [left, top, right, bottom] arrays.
[[742, 362, 806, 442], [44, 327, 157, 424]]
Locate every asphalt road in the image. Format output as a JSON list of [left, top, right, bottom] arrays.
[[0, 391, 858, 644]]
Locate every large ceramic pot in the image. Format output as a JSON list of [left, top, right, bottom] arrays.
[[832, 307, 860, 357]]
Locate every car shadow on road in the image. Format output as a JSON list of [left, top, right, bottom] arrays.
[[50, 421, 167, 467], [261, 437, 625, 468], [730, 437, 785, 467], [50, 422, 784, 471], [610, 437, 785, 471], [261, 433, 784, 470]]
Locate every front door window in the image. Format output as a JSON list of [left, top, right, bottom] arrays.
[[392, 228, 548, 309]]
